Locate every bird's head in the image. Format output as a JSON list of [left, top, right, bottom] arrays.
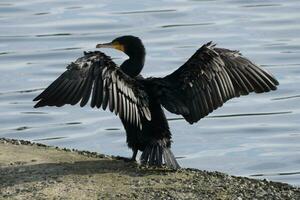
[[96, 35, 145, 59]]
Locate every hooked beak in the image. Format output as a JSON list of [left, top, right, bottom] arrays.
[[96, 42, 114, 49], [96, 42, 125, 52]]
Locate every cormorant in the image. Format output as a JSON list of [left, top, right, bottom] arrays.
[[33, 35, 279, 169]]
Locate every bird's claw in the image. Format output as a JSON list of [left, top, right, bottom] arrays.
[[115, 156, 136, 163]]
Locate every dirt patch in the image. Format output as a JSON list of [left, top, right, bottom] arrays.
[[0, 138, 299, 199]]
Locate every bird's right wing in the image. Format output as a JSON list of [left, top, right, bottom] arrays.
[[147, 42, 279, 124], [33, 51, 151, 129]]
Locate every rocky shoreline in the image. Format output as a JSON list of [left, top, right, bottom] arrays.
[[0, 138, 299, 199]]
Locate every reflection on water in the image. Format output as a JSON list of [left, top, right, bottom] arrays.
[[241, 4, 282, 8], [33, 136, 67, 141], [0, 88, 44, 96], [14, 126, 31, 131], [115, 9, 177, 15], [0, 0, 300, 185], [272, 94, 300, 101], [160, 23, 214, 28], [36, 33, 72, 37], [251, 171, 300, 177], [168, 111, 292, 121]]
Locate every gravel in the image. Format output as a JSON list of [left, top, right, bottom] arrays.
[[0, 137, 299, 200]]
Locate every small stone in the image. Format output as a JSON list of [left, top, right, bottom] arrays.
[[48, 180, 56, 184]]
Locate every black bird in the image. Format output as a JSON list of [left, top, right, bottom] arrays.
[[33, 35, 279, 169]]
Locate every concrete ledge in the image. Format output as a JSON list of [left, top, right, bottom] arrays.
[[0, 138, 299, 199]]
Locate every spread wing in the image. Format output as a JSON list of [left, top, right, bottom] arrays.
[[148, 42, 279, 124], [33, 51, 151, 129]]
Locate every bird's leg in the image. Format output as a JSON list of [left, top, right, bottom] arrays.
[[131, 148, 138, 161], [116, 148, 138, 162]]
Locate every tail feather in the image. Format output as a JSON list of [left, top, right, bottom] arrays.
[[140, 140, 180, 169], [157, 145, 163, 165], [149, 146, 155, 165], [163, 148, 180, 169], [141, 147, 150, 164]]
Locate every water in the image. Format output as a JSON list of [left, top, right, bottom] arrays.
[[0, 0, 300, 185]]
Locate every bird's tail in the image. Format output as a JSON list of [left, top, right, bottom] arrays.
[[140, 139, 180, 169]]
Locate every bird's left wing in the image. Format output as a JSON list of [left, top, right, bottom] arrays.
[[33, 51, 151, 129], [146, 42, 278, 124]]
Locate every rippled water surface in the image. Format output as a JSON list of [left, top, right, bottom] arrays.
[[1, 0, 300, 185]]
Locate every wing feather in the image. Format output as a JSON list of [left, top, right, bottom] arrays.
[[80, 71, 93, 107], [146, 42, 278, 124], [71, 80, 85, 105], [65, 81, 80, 103], [91, 74, 100, 108], [34, 51, 151, 129]]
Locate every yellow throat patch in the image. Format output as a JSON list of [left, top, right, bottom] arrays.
[[112, 42, 125, 52]]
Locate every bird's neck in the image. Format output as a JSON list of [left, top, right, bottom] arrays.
[[120, 56, 145, 77]]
